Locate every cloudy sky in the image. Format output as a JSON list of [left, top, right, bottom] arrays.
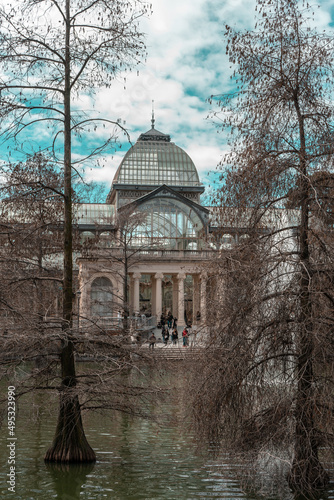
[[82, 0, 334, 198], [2, 0, 334, 200], [85, 0, 259, 192]]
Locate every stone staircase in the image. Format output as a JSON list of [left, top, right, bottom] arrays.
[[144, 345, 202, 360]]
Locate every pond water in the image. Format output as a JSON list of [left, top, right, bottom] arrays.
[[0, 367, 333, 500]]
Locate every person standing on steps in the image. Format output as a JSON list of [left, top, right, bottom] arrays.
[[160, 312, 166, 327], [162, 324, 169, 345], [167, 311, 173, 329], [149, 333, 156, 349], [182, 327, 188, 347]]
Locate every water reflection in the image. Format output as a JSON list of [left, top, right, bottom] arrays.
[[45, 463, 95, 500], [0, 370, 333, 499]]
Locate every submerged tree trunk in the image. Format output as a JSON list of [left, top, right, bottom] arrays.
[[288, 358, 329, 490], [288, 290, 329, 490], [44, 340, 95, 462], [288, 107, 328, 491], [45, 0, 95, 463]]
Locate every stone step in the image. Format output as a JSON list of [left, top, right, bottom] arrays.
[[146, 347, 202, 360]]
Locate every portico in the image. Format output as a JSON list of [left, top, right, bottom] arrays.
[[127, 270, 206, 326]]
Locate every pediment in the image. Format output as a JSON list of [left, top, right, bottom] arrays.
[[119, 184, 209, 217]]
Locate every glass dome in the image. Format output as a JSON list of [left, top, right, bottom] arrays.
[[113, 128, 201, 187]]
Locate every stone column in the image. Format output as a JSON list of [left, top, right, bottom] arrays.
[[177, 273, 186, 327], [200, 272, 207, 324], [154, 273, 164, 321], [77, 266, 90, 327], [129, 275, 134, 315], [133, 272, 141, 314], [151, 275, 156, 316], [193, 274, 201, 324], [172, 275, 178, 318]]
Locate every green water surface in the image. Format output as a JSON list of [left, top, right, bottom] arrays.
[[0, 367, 333, 500]]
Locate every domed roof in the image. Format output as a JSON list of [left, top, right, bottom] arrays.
[[112, 127, 201, 187]]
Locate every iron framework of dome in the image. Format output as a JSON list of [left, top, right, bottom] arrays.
[[113, 133, 201, 187], [107, 126, 204, 206]]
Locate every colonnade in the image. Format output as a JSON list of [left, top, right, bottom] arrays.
[[129, 272, 207, 327]]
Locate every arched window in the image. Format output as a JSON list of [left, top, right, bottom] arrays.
[[130, 198, 205, 250], [80, 231, 95, 244], [91, 277, 113, 317], [98, 231, 111, 248], [221, 234, 234, 249]]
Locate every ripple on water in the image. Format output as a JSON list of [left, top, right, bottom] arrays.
[[0, 375, 333, 500]]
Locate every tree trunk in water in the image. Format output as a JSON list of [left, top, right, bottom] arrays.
[[288, 103, 329, 492], [44, 338, 96, 462], [44, 337, 95, 462], [288, 329, 329, 491], [45, 0, 95, 463]]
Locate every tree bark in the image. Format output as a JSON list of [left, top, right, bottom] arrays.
[[44, 340, 95, 462], [44, 0, 95, 463], [288, 98, 329, 491]]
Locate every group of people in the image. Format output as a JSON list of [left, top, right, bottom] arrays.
[[148, 311, 178, 348], [160, 311, 177, 329], [148, 311, 192, 348], [159, 311, 178, 346], [161, 324, 179, 345]]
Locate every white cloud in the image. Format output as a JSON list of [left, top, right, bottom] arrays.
[[1, 0, 333, 196], [76, 0, 334, 193], [187, 143, 229, 173], [83, 0, 256, 186]]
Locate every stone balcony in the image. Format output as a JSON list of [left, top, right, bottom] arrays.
[[80, 248, 214, 261]]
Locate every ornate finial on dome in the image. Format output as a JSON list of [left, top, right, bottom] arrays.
[[151, 99, 155, 129], [138, 102, 171, 142]]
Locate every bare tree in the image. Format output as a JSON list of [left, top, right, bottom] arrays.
[[0, 155, 162, 468], [192, 0, 334, 494], [0, 153, 64, 327], [0, 0, 149, 462]]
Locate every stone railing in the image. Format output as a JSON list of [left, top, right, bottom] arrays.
[[82, 248, 213, 260]]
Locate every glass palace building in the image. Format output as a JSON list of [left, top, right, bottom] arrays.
[[76, 123, 214, 328]]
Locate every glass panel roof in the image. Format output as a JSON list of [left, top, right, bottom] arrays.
[[74, 204, 114, 225], [113, 140, 201, 187]]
